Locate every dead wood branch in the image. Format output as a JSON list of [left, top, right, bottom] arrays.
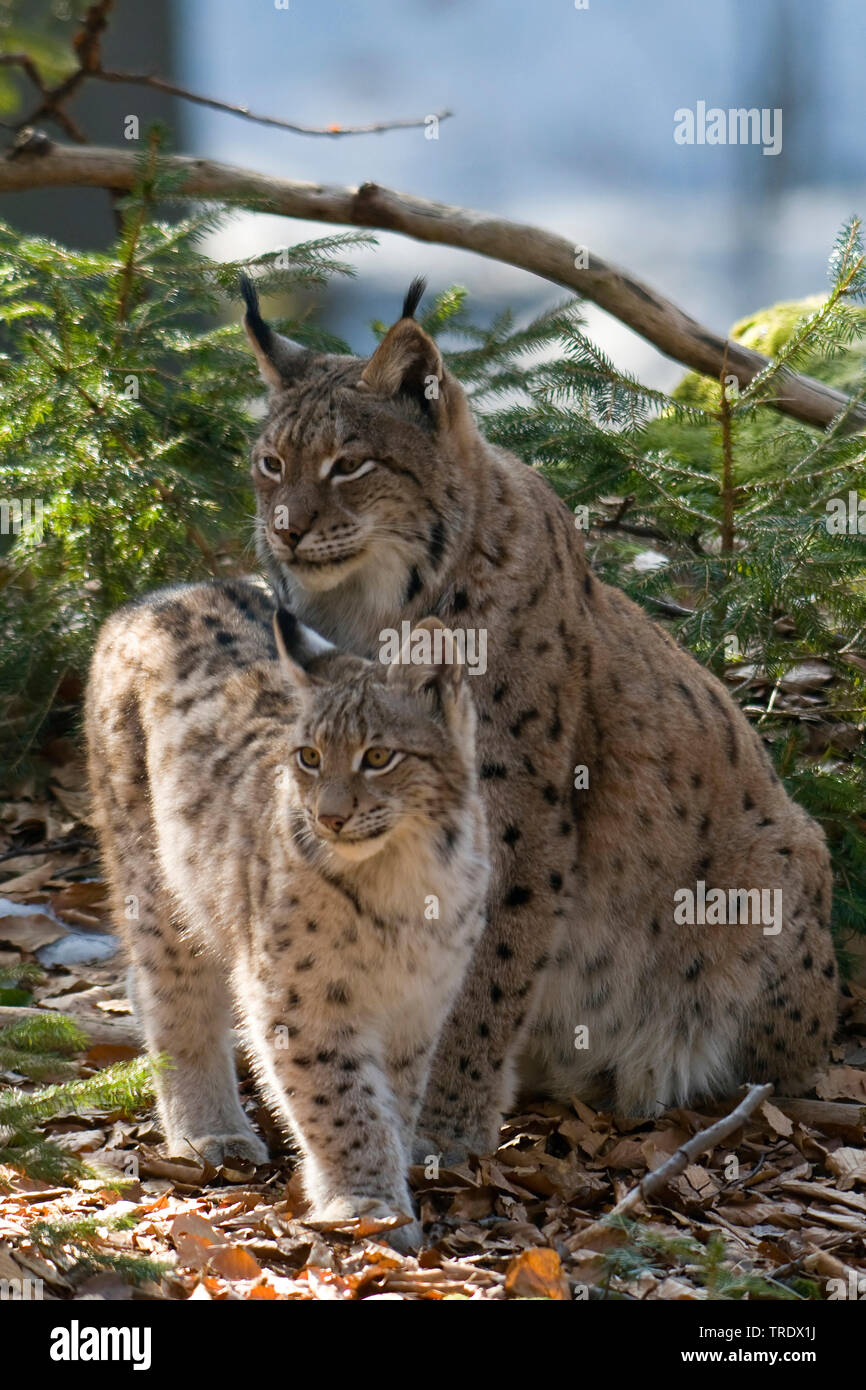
[[570, 1082, 773, 1249], [90, 71, 452, 138], [1, 145, 863, 433], [4, 2, 447, 144]]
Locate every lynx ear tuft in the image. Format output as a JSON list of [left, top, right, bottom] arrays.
[[273, 608, 334, 686], [240, 274, 311, 389], [401, 276, 427, 321], [359, 275, 442, 414]]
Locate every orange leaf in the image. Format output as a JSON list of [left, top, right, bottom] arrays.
[[170, 1211, 224, 1269], [504, 1247, 568, 1300], [247, 1281, 277, 1299], [207, 1244, 262, 1281]]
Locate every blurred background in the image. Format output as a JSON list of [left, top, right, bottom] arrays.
[[3, 0, 865, 385]]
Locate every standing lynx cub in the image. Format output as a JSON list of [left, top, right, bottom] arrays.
[[86, 579, 487, 1249], [241, 274, 838, 1152]]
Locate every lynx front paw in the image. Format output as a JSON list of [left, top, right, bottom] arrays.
[[168, 1132, 269, 1167]]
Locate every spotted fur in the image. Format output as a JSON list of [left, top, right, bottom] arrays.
[[85, 580, 486, 1249], [242, 279, 838, 1154]]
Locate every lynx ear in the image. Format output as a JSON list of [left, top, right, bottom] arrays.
[[386, 616, 463, 697], [240, 275, 311, 389], [360, 277, 444, 420], [273, 609, 335, 687]]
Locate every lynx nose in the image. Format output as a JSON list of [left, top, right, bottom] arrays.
[[281, 508, 318, 550], [318, 813, 346, 835]]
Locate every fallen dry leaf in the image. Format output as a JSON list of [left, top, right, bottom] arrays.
[[170, 1212, 225, 1269], [206, 1244, 262, 1281], [817, 1067, 866, 1104], [504, 1247, 568, 1300], [760, 1099, 795, 1137], [0, 864, 59, 895], [0, 911, 67, 950], [49, 882, 107, 914], [246, 1280, 277, 1299], [824, 1147, 866, 1188]]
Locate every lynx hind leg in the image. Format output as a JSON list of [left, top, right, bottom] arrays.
[[126, 939, 267, 1167], [88, 699, 267, 1167]]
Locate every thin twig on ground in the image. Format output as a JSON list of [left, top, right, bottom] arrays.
[[570, 1083, 773, 1249]]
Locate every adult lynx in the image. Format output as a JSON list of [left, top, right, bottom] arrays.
[[241, 275, 838, 1155], [86, 580, 487, 1248]]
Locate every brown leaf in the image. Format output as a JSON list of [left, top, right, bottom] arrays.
[[170, 1212, 225, 1270], [571, 1098, 607, 1128], [760, 1100, 794, 1137], [206, 1244, 262, 1281], [447, 1187, 494, 1221], [780, 660, 835, 691], [0, 863, 59, 895], [50, 882, 108, 912], [83, 1043, 140, 1067], [824, 1147, 866, 1189], [556, 1117, 591, 1146], [306, 1211, 411, 1240], [0, 911, 67, 950], [715, 1200, 804, 1228], [654, 1276, 702, 1300], [816, 1067, 866, 1103], [477, 1157, 541, 1198], [55, 908, 106, 929], [504, 1247, 568, 1300], [667, 1164, 720, 1209], [502, 1151, 596, 1202], [138, 1148, 211, 1185], [246, 1281, 277, 1299], [599, 1137, 646, 1170]]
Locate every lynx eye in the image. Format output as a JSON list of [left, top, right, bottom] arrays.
[[361, 747, 400, 773], [296, 746, 321, 771], [258, 455, 283, 480], [330, 457, 378, 484]]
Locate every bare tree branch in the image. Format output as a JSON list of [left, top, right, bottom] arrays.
[[1, 142, 863, 433], [0, 53, 48, 94], [9, 0, 114, 143], [90, 71, 452, 138], [0, 52, 88, 143], [6, 0, 435, 143]]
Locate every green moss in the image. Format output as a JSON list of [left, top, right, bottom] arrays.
[[641, 295, 866, 481]]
